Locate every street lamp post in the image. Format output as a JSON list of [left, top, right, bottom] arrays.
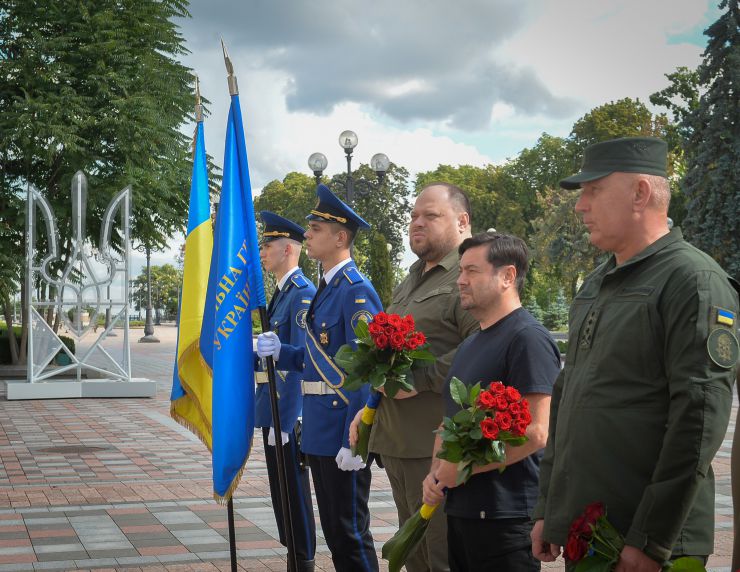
[[136, 244, 160, 343], [308, 131, 390, 282], [154, 283, 161, 326], [308, 130, 390, 205]]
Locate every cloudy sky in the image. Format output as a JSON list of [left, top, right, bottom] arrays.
[[138, 0, 718, 274]]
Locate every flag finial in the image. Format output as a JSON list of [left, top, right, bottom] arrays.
[[194, 74, 203, 122], [221, 38, 238, 96]]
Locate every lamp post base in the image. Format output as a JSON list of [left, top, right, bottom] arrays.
[[138, 334, 160, 343]]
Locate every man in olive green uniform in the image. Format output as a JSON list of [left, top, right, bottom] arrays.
[[352, 183, 478, 571], [531, 137, 740, 570]]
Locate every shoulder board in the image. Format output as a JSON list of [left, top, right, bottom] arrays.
[[291, 274, 310, 289], [343, 267, 364, 285]]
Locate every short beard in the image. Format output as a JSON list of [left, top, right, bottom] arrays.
[[411, 236, 457, 263]]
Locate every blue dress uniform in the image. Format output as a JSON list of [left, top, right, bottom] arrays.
[[255, 211, 317, 570], [276, 185, 382, 572]]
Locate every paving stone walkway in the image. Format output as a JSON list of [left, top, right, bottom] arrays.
[[0, 324, 736, 571]]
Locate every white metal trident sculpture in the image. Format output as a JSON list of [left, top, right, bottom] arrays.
[[26, 171, 132, 384]]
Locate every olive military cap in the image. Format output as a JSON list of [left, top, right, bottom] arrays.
[[560, 136, 668, 190]]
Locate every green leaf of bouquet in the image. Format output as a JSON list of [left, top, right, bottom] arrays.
[[439, 441, 462, 462], [666, 557, 707, 571], [369, 369, 386, 387], [450, 377, 469, 406], [469, 382, 481, 406], [499, 433, 528, 446], [408, 349, 435, 361], [469, 426, 482, 440], [452, 409, 470, 424], [354, 319, 371, 342], [341, 374, 365, 392], [438, 430, 459, 442], [333, 345, 355, 368], [575, 555, 613, 572]]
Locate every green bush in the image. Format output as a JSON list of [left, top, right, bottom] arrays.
[[557, 340, 568, 355], [0, 327, 75, 365]]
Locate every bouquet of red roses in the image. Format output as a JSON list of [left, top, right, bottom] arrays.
[[335, 311, 434, 461], [566, 502, 705, 571], [335, 311, 434, 397], [382, 378, 531, 572]]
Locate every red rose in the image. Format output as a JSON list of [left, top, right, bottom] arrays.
[[403, 314, 415, 328], [504, 386, 521, 402], [387, 314, 402, 328], [565, 536, 588, 562], [569, 515, 586, 535], [374, 334, 389, 349], [368, 322, 383, 335], [516, 410, 532, 425], [489, 381, 505, 395], [414, 332, 426, 346], [583, 502, 605, 524], [513, 421, 528, 437], [495, 396, 509, 411], [480, 417, 499, 440], [508, 402, 522, 415], [404, 337, 420, 350], [398, 321, 413, 335], [390, 332, 405, 350], [477, 391, 498, 409], [496, 411, 513, 431], [374, 312, 388, 325]]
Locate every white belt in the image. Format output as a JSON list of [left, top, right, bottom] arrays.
[[255, 371, 287, 384], [301, 381, 337, 395]]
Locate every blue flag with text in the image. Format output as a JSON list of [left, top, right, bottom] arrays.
[[200, 93, 266, 501]]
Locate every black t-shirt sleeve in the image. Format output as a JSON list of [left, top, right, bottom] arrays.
[[505, 325, 560, 396]]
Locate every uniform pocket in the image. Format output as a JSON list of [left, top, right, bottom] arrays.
[[412, 285, 454, 303]]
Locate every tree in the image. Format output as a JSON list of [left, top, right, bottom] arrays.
[[676, 0, 739, 278], [415, 164, 528, 237], [542, 289, 569, 331], [132, 264, 182, 321], [256, 165, 413, 284], [530, 185, 604, 299], [366, 232, 393, 308], [0, 0, 194, 360], [254, 172, 320, 281], [504, 133, 578, 226], [330, 163, 412, 272]]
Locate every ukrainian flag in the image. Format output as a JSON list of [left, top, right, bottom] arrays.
[[171, 114, 214, 450], [198, 86, 265, 501]]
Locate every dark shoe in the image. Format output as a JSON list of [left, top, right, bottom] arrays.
[[296, 559, 315, 572]]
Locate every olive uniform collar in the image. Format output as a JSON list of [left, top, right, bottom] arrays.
[[602, 228, 683, 276], [410, 248, 460, 275]]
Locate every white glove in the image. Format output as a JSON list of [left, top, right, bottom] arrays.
[[335, 447, 366, 471], [257, 331, 281, 359], [267, 427, 290, 447]]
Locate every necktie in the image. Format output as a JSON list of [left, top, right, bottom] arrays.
[[316, 277, 327, 299], [267, 285, 280, 316], [309, 278, 327, 321]]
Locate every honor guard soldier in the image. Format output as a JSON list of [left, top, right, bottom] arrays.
[[257, 185, 382, 572], [256, 211, 317, 572]]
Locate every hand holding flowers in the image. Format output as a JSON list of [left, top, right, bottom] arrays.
[[334, 311, 434, 397], [335, 311, 434, 462], [565, 503, 706, 572], [383, 378, 532, 572]]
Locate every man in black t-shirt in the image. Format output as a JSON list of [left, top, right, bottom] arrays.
[[422, 232, 560, 572]]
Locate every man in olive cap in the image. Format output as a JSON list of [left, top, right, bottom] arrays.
[[531, 137, 739, 570]]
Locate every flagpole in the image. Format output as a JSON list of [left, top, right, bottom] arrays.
[[221, 40, 299, 572]]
